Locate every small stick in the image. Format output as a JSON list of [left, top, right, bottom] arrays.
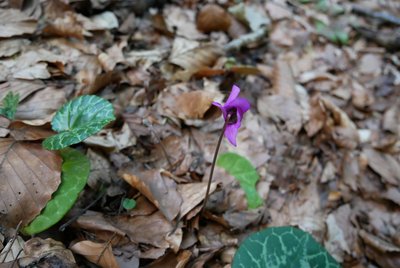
[[59, 191, 105, 231], [96, 232, 117, 265], [1, 220, 22, 263], [201, 117, 229, 215]]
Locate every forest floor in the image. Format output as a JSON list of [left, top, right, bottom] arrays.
[[1, 0, 400, 267]]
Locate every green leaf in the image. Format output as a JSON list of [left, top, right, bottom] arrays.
[[217, 152, 263, 209], [232, 226, 341, 268], [122, 198, 137, 210], [43, 95, 115, 150], [23, 148, 90, 235], [0, 92, 19, 120], [315, 20, 348, 45]]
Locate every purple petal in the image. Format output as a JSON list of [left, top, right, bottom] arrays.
[[225, 85, 241, 105], [224, 122, 239, 146], [225, 97, 250, 115]]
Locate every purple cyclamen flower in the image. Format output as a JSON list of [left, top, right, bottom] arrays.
[[212, 85, 250, 146]]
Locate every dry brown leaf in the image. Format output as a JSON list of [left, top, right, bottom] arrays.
[[0, 80, 45, 102], [9, 121, 53, 141], [75, 211, 126, 238], [324, 204, 358, 262], [273, 59, 296, 98], [0, 116, 10, 138], [0, 9, 37, 38], [265, 2, 292, 21], [0, 39, 30, 58], [175, 91, 215, 120], [121, 169, 183, 222], [70, 240, 118, 268], [196, 4, 231, 33], [364, 148, 400, 185], [0, 138, 62, 227], [163, 6, 206, 40], [257, 95, 303, 134], [15, 87, 66, 122], [146, 250, 191, 268], [169, 37, 223, 81], [43, 11, 86, 39], [177, 182, 217, 217], [19, 238, 76, 267], [0, 235, 25, 263], [114, 211, 181, 250]]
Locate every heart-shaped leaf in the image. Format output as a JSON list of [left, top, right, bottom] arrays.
[[23, 147, 90, 234], [0, 138, 62, 228], [217, 152, 263, 209], [43, 95, 115, 150], [232, 226, 340, 268]]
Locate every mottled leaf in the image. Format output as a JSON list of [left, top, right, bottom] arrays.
[[0, 92, 19, 120], [23, 147, 90, 234], [217, 152, 263, 209], [232, 226, 340, 268], [43, 95, 115, 150]]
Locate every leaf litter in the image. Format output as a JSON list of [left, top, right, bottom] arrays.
[[0, 0, 400, 267]]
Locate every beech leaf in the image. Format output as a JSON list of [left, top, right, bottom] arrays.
[[23, 147, 90, 234], [232, 226, 340, 268], [217, 152, 263, 209], [43, 95, 115, 150], [0, 139, 62, 228]]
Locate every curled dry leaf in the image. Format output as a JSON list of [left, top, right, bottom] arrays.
[[114, 211, 182, 250], [0, 80, 45, 103], [0, 9, 37, 38], [0, 39, 30, 58], [121, 168, 183, 222], [177, 182, 218, 217], [363, 148, 400, 185], [169, 37, 223, 81], [18, 237, 76, 267], [197, 4, 231, 33], [163, 6, 206, 40], [43, 11, 86, 39], [0, 138, 62, 228], [70, 240, 118, 268]]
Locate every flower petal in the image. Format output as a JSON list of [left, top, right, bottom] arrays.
[[225, 97, 250, 115], [224, 122, 239, 146], [225, 85, 241, 105]]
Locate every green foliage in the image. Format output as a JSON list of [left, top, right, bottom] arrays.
[[23, 148, 90, 235], [43, 95, 115, 150], [315, 20, 349, 45], [0, 92, 19, 120], [217, 152, 263, 209], [122, 198, 137, 210], [232, 226, 341, 268]]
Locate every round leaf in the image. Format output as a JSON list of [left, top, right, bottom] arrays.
[[23, 147, 90, 234], [122, 198, 137, 210], [232, 226, 340, 268], [43, 95, 115, 150]]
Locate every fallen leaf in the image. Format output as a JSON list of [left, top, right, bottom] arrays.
[[257, 95, 303, 134], [163, 6, 206, 40], [121, 168, 183, 222], [0, 39, 30, 58], [19, 237, 76, 267], [114, 211, 181, 249], [70, 240, 118, 268], [0, 138, 62, 227], [9, 121, 54, 141], [15, 87, 66, 122], [364, 148, 400, 185], [197, 4, 231, 33], [0, 9, 37, 38], [177, 182, 217, 217]]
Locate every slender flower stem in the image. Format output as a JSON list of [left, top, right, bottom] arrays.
[[201, 116, 230, 214]]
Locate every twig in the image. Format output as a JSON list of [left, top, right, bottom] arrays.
[[352, 5, 400, 25], [96, 232, 117, 265], [58, 191, 105, 231], [201, 117, 229, 215], [224, 27, 268, 52], [0, 221, 22, 263]]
